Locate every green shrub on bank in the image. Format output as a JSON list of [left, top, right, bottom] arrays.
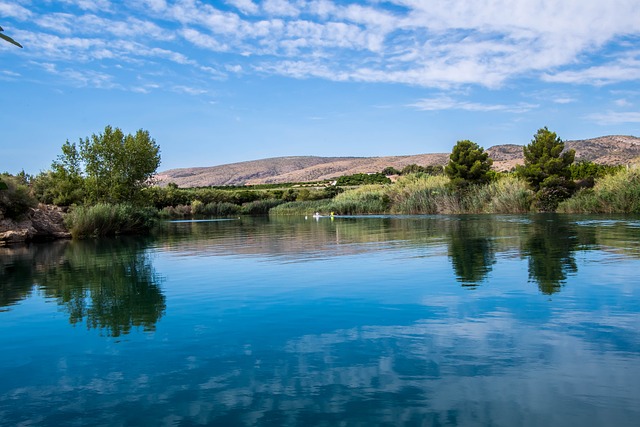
[[65, 203, 158, 238], [329, 185, 390, 214], [558, 167, 640, 213], [0, 174, 37, 219], [269, 200, 333, 216], [241, 199, 284, 215]]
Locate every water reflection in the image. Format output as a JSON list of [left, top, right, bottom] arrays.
[[521, 215, 583, 294], [447, 217, 496, 287], [0, 238, 165, 336]]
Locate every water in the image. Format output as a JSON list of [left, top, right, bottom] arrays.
[[1, 215, 639, 426]]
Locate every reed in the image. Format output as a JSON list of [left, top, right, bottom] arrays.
[[269, 200, 333, 216], [558, 166, 640, 213], [66, 203, 158, 238]]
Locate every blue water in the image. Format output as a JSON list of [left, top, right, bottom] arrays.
[[1, 215, 639, 426]]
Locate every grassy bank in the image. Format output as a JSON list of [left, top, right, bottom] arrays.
[[558, 167, 640, 213], [65, 203, 158, 238]]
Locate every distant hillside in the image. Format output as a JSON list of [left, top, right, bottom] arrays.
[[156, 135, 640, 187]]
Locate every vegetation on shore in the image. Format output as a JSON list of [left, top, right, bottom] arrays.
[[2, 126, 639, 242]]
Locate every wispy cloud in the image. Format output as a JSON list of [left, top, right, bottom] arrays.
[[410, 96, 537, 113], [587, 111, 640, 125], [4, 0, 640, 92]]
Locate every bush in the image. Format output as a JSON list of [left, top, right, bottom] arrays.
[[269, 200, 333, 216], [558, 166, 640, 213], [241, 199, 284, 215], [329, 185, 390, 214], [65, 203, 158, 238], [0, 174, 37, 219]]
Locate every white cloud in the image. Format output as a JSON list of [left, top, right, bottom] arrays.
[[263, 0, 300, 17], [614, 99, 632, 107], [587, 111, 640, 125], [0, 1, 32, 20], [226, 0, 259, 15], [172, 85, 208, 95], [410, 96, 537, 113], [553, 98, 576, 104], [5, 0, 640, 92]]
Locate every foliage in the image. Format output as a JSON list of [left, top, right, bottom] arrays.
[[329, 185, 390, 214], [336, 172, 391, 186], [517, 127, 575, 191], [382, 166, 401, 176], [558, 166, 640, 213], [269, 200, 333, 216], [44, 126, 161, 206], [0, 25, 22, 48], [0, 174, 37, 219], [400, 164, 427, 175], [516, 127, 576, 211], [445, 140, 493, 188], [568, 161, 624, 180], [65, 203, 158, 238], [241, 199, 285, 215]]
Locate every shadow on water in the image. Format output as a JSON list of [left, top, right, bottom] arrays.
[[0, 237, 165, 337]]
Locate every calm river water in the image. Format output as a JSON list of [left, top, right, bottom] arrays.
[[1, 215, 639, 426]]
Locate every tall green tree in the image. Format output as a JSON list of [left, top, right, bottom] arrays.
[[517, 127, 575, 211], [81, 126, 161, 204], [37, 126, 161, 205], [445, 140, 493, 188]]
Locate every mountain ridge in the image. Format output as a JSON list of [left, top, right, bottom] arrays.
[[155, 135, 640, 188]]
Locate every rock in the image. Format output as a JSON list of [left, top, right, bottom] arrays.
[[0, 204, 71, 245]]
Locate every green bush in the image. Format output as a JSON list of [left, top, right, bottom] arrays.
[[269, 200, 334, 216], [241, 199, 284, 215], [329, 185, 390, 214], [65, 203, 158, 238], [558, 166, 640, 213], [0, 174, 37, 219]]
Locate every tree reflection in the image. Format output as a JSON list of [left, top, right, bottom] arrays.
[[448, 218, 495, 287], [522, 215, 581, 294], [0, 238, 165, 336]]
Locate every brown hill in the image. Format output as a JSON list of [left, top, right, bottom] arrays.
[[156, 135, 640, 187]]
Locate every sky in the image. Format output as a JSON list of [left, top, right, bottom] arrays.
[[1, 0, 639, 175]]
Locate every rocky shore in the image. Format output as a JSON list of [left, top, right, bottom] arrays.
[[0, 205, 71, 245]]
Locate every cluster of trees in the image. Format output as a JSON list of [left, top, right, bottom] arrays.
[[443, 127, 581, 211], [335, 173, 391, 186], [382, 165, 445, 176], [33, 126, 161, 206]]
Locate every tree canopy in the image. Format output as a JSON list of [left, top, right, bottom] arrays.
[[518, 127, 575, 191], [445, 140, 493, 188], [36, 126, 161, 205]]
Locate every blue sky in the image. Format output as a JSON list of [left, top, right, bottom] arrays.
[[1, 0, 639, 174]]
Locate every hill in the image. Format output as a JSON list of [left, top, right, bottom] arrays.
[[155, 135, 640, 187]]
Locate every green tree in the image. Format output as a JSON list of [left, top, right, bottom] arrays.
[[400, 164, 427, 175], [81, 126, 161, 204], [445, 140, 493, 188], [0, 25, 22, 48], [382, 166, 401, 176], [517, 127, 575, 211]]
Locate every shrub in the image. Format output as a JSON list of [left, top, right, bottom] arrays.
[[269, 200, 333, 216], [0, 174, 37, 219], [329, 185, 390, 214], [241, 199, 284, 215], [558, 166, 640, 213], [65, 203, 158, 238]]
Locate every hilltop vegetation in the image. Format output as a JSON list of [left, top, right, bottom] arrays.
[[155, 135, 640, 188]]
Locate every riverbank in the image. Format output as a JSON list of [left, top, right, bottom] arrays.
[[0, 204, 70, 245]]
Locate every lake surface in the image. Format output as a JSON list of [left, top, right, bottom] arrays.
[[1, 215, 639, 426]]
